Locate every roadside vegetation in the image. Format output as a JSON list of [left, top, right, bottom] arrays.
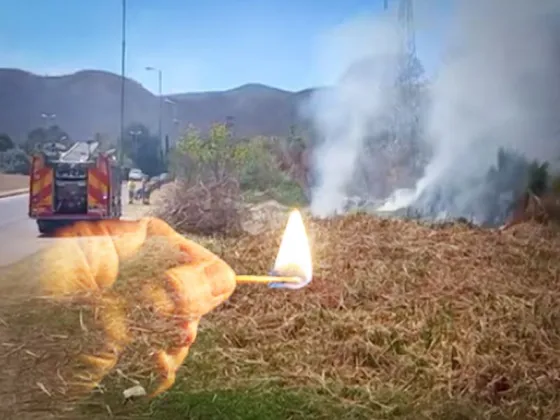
[[154, 122, 308, 236]]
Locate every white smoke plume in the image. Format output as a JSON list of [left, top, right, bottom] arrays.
[[307, 0, 560, 222], [306, 11, 403, 217], [381, 0, 560, 217]]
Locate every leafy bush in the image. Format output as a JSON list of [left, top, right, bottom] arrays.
[[119, 123, 167, 176], [526, 161, 549, 196], [24, 126, 72, 155], [551, 173, 560, 193], [249, 173, 308, 207], [238, 137, 285, 190], [0, 148, 30, 175], [176, 123, 307, 203], [177, 124, 248, 182], [161, 123, 310, 234], [0, 134, 15, 152]]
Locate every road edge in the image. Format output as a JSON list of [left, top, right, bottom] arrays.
[[0, 188, 28, 199]]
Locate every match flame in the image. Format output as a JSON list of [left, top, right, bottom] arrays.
[[269, 209, 312, 289]]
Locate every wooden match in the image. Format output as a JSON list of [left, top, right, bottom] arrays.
[[235, 275, 303, 284]]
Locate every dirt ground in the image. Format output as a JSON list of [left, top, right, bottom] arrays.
[[124, 185, 166, 219], [0, 174, 28, 193]]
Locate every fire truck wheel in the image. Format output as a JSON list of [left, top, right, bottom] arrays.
[[37, 220, 71, 236]]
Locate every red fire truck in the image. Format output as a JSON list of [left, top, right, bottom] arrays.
[[28, 141, 122, 234]]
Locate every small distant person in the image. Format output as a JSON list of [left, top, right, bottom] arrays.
[[141, 176, 150, 205], [127, 179, 136, 204], [135, 186, 143, 201]]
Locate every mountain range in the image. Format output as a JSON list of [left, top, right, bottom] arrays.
[[0, 68, 318, 144]]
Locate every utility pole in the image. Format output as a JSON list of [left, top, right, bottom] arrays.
[[40, 113, 56, 146], [129, 129, 142, 159], [146, 66, 163, 154], [225, 115, 236, 143], [119, 0, 127, 166], [164, 98, 178, 147]]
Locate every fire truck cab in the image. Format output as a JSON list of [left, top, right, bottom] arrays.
[[28, 141, 123, 234]]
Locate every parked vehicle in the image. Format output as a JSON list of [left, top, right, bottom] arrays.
[[128, 168, 144, 181], [28, 141, 122, 235]]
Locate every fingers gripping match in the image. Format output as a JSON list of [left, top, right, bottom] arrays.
[[32, 217, 237, 398]]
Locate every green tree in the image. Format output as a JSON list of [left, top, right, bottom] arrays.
[[174, 123, 309, 205], [479, 147, 555, 225], [526, 161, 549, 196], [0, 134, 15, 152], [237, 136, 282, 190], [24, 125, 71, 154], [121, 123, 166, 176], [177, 123, 249, 182], [94, 132, 115, 152], [0, 148, 31, 175], [488, 148, 550, 197]]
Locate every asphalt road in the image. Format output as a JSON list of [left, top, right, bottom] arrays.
[[0, 185, 147, 267], [0, 193, 50, 266]]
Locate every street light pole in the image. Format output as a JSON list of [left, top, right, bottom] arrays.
[[129, 129, 142, 157], [164, 98, 178, 146], [158, 70, 162, 148], [119, 0, 127, 167], [146, 66, 163, 154], [41, 113, 56, 128]]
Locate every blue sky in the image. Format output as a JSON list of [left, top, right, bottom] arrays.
[[0, 0, 452, 94]]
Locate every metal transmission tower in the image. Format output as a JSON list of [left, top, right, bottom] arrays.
[[383, 0, 421, 161], [399, 0, 416, 62], [384, 0, 416, 65]]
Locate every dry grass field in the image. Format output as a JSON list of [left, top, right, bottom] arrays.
[[1, 213, 559, 419]]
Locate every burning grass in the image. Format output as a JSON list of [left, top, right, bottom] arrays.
[[2, 214, 560, 419]]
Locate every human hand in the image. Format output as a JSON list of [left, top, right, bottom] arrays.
[[0, 217, 236, 409]]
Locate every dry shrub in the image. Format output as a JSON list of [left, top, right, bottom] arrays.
[[240, 199, 291, 235], [195, 214, 560, 418], [503, 192, 560, 230], [154, 178, 243, 236], [528, 193, 560, 224]]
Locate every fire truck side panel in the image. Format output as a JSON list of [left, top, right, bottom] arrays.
[[30, 144, 124, 234], [29, 154, 54, 217], [87, 155, 110, 216]]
